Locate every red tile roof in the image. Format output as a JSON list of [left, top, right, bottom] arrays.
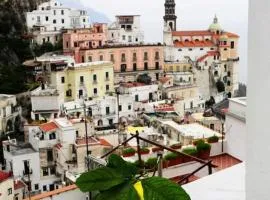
[[172, 30, 213, 37], [40, 122, 58, 132], [159, 77, 171, 84], [174, 40, 215, 48], [14, 180, 26, 190], [224, 32, 240, 38], [99, 139, 113, 147], [197, 51, 220, 62], [0, 171, 12, 183], [122, 82, 146, 88], [211, 153, 242, 171]]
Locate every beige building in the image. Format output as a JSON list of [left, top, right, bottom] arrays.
[[189, 113, 223, 133], [50, 61, 114, 102], [0, 95, 21, 135], [0, 171, 14, 200]]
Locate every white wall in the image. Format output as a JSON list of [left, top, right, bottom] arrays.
[[0, 178, 14, 200]]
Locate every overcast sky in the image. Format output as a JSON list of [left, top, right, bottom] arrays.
[[78, 0, 248, 83]]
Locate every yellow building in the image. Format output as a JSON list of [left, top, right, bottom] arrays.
[[50, 61, 114, 102], [164, 62, 192, 73]]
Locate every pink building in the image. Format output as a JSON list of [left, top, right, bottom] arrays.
[[63, 23, 108, 50], [64, 43, 164, 84]]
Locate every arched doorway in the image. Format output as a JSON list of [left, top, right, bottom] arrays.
[[98, 120, 103, 127]]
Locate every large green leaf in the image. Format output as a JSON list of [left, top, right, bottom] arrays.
[[107, 154, 138, 178], [95, 181, 139, 200], [76, 167, 125, 192], [141, 177, 191, 200]]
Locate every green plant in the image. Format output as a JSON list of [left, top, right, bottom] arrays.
[[76, 154, 190, 200], [207, 135, 219, 143], [145, 157, 158, 169], [196, 142, 211, 152], [133, 160, 145, 168], [193, 139, 205, 146], [138, 147, 150, 153], [123, 148, 136, 155], [164, 152, 179, 161], [182, 147, 198, 156]]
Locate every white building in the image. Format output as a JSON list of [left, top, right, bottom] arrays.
[[31, 86, 63, 121], [0, 171, 14, 200], [63, 95, 135, 127], [108, 15, 144, 44], [2, 139, 41, 194], [26, 0, 90, 44], [225, 97, 246, 161], [0, 94, 21, 135]]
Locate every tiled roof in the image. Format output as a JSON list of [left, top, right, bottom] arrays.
[[23, 184, 77, 200], [0, 171, 12, 183], [99, 139, 113, 147], [159, 77, 171, 84], [211, 153, 242, 171], [39, 122, 58, 132], [197, 51, 220, 62], [122, 82, 146, 88], [174, 40, 215, 48], [14, 180, 26, 190], [172, 30, 213, 37]]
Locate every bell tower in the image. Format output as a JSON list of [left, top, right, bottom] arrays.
[[163, 0, 177, 31]]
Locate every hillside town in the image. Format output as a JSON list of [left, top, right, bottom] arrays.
[[0, 0, 247, 200]]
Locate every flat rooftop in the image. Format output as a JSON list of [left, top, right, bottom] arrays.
[[230, 97, 247, 106], [191, 113, 220, 122], [163, 122, 222, 139], [183, 163, 245, 200]]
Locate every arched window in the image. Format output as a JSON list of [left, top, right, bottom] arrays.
[[228, 71, 231, 77], [214, 71, 218, 76], [185, 39, 190, 42], [195, 39, 200, 42], [227, 81, 231, 86]]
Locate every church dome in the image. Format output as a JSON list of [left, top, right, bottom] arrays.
[[209, 15, 222, 32]]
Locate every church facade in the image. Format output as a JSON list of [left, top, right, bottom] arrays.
[[163, 0, 240, 97]]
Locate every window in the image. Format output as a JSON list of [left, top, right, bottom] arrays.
[[121, 64, 126, 72], [8, 188, 12, 195], [135, 95, 139, 102], [128, 105, 132, 110], [66, 89, 72, 97], [35, 184, 39, 190], [227, 81, 231, 86], [121, 53, 126, 62], [106, 85, 109, 91], [43, 185, 47, 191], [106, 72, 109, 79], [144, 52, 148, 60], [155, 52, 160, 59], [61, 10, 64, 15], [210, 48, 214, 50], [47, 149, 53, 162], [45, 16, 49, 21], [23, 160, 30, 174], [53, 19, 56, 24], [228, 71, 231, 77], [231, 41, 235, 49], [210, 124, 215, 130], [122, 35, 126, 40], [62, 19, 64, 24], [80, 76, 84, 83], [53, 10, 56, 15], [35, 114, 39, 121], [43, 168, 49, 176], [133, 53, 137, 61], [88, 56, 92, 62], [200, 48, 204, 50], [94, 88, 97, 95], [37, 16, 40, 23], [189, 48, 193, 51], [178, 49, 182, 51], [106, 107, 110, 115], [99, 55, 103, 61], [66, 41, 69, 48], [79, 90, 83, 97], [110, 54, 114, 62], [133, 63, 137, 71], [49, 132, 56, 140], [50, 167, 55, 175], [144, 62, 148, 70], [93, 74, 97, 82], [119, 105, 122, 111], [61, 77, 65, 83], [155, 62, 159, 69], [128, 36, 132, 42]]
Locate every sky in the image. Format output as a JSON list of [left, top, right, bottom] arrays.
[[62, 0, 248, 83]]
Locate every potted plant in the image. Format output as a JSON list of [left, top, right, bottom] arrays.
[[170, 143, 182, 150], [152, 147, 164, 153], [207, 135, 219, 143], [122, 148, 136, 157], [137, 147, 150, 155], [145, 157, 158, 169], [133, 160, 145, 168], [196, 141, 211, 160], [193, 139, 205, 146], [182, 147, 198, 163], [164, 152, 183, 167]]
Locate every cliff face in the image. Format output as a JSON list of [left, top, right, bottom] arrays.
[[0, 0, 48, 93]]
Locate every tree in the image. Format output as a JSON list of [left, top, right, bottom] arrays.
[[137, 74, 152, 85], [76, 154, 190, 200], [216, 80, 225, 93]]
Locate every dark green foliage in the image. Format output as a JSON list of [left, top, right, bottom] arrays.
[[196, 141, 211, 152], [193, 139, 205, 146], [207, 135, 219, 143], [216, 80, 225, 93], [145, 157, 158, 169], [76, 154, 190, 200], [137, 74, 152, 85], [182, 147, 198, 156], [142, 177, 191, 200], [123, 148, 136, 154], [164, 153, 180, 161]]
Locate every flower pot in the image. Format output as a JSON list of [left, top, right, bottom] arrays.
[[123, 152, 135, 157], [162, 160, 169, 168], [138, 151, 149, 155], [170, 144, 182, 150], [168, 157, 183, 166], [152, 147, 164, 153], [198, 149, 211, 160]]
